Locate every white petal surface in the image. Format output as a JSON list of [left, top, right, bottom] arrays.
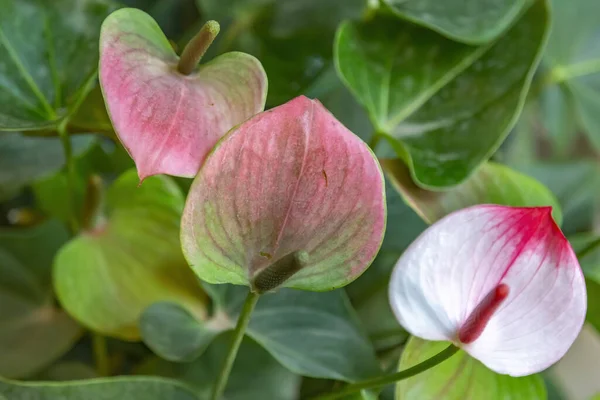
[[389, 205, 586, 376]]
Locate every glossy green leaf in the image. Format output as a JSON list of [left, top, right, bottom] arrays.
[[0, 133, 95, 201], [384, 1, 549, 188], [396, 338, 546, 400], [0, 0, 114, 130], [54, 169, 206, 340], [139, 333, 300, 400], [144, 284, 380, 382], [538, 85, 578, 155], [0, 377, 199, 400], [0, 220, 81, 378], [544, 0, 600, 150], [140, 301, 227, 362], [382, 159, 562, 224], [516, 162, 600, 234], [381, 0, 528, 44], [197, 0, 364, 105], [335, 15, 486, 134]]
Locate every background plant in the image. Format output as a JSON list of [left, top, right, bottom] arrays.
[[0, 0, 599, 399]]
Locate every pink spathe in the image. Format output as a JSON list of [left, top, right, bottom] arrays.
[[99, 9, 267, 180], [181, 96, 386, 291], [389, 205, 587, 376]]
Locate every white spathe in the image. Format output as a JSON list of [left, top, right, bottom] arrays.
[[389, 205, 587, 376]]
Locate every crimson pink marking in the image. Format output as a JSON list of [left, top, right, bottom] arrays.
[[458, 283, 510, 344]]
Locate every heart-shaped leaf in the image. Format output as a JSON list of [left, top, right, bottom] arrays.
[[181, 96, 386, 292], [54, 169, 207, 340], [396, 337, 546, 400], [197, 0, 364, 106], [142, 284, 381, 382], [0, 133, 96, 201], [0, 376, 199, 400], [335, 15, 487, 134], [0, 220, 81, 378], [382, 159, 562, 224], [381, 0, 529, 44], [0, 0, 114, 130], [139, 333, 301, 400], [382, 1, 548, 188], [99, 8, 267, 179]]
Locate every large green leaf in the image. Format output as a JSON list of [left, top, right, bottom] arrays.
[[0, 220, 81, 378], [0, 0, 114, 130], [142, 284, 380, 382], [139, 333, 300, 400], [381, 0, 529, 44], [544, 0, 600, 150], [335, 15, 487, 134], [197, 0, 364, 105], [53, 169, 206, 340], [384, 1, 549, 188], [396, 338, 546, 400], [382, 159, 562, 224], [0, 132, 96, 201], [0, 377, 199, 400]]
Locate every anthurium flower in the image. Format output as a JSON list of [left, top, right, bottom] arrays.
[[99, 8, 267, 180], [181, 95, 386, 292], [389, 205, 586, 376]]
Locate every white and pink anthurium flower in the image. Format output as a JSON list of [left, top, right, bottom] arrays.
[[389, 205, 587, 377]]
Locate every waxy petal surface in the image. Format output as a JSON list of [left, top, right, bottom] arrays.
[[99, 8, 267, 179], [389, 205, 586, 376], [181, 96, 386, 291]]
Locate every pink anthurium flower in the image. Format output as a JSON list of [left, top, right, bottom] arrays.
[[181, 95, 386, 292], [99, 8, 267, 180], [389, 205, 587, 377]]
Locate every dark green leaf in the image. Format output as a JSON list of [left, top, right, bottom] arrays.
[[0, 220, 80, 378], [197, 0, 364, 105], [140, 301, 227, 362], [397, 337, 547, 399], [53, 169, 207, 340], [0, 0, 114, 130], [138, 333, 300, 400], [384, 1, 549, 188], [144, 284, 380, 382], [382, 159, 562, 224], [335, 15, 486, 134], [381, 0, 528, 44], [0, 132, 95, 201], [0, 376, 199, 400]]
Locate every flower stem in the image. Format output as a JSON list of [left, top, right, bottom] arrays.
[[93, 333, 110, 376], [57, 119, 79, 234], [312, 344, 460, 400], [210, 290, 260, 400], [178, 20, 220, 75]]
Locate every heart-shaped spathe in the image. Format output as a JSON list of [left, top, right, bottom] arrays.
[[181, 95, 386, 292], [99, 8, 267, 180]]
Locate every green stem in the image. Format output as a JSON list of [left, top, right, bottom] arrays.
[[313, 344, 460, 400], [210, 290, 260, 400], [548, 59, 600, 85], [57, 119, 79, 233], [576, 237, 600, 260], [178, 20, 220, 75], [92, 334, 110, 376], [368, 133, 381, 152]]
